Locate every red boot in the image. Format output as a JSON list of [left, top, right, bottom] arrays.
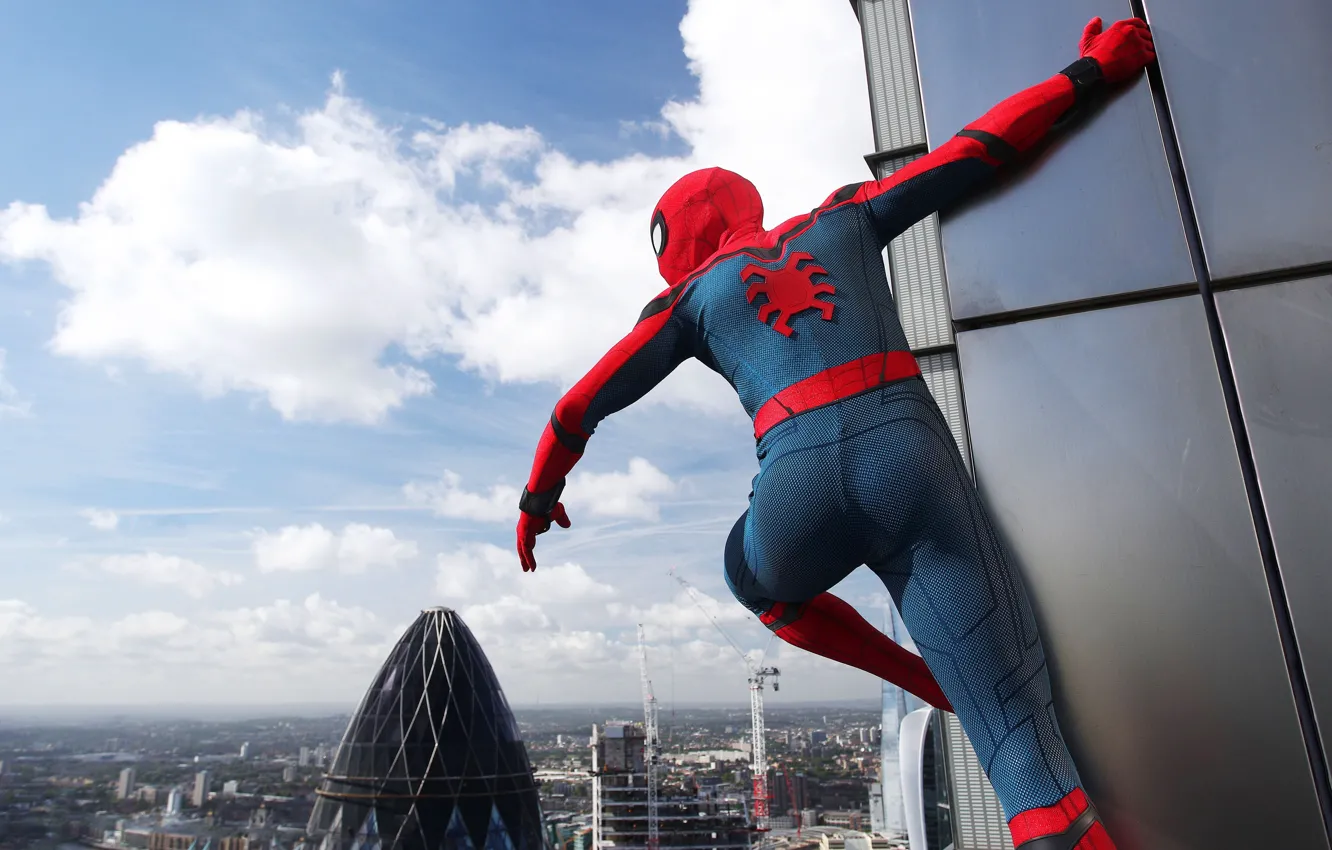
[[1009, 788, 1115, 849]]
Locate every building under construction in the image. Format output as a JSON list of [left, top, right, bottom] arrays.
[[591, 722, 750, 850]]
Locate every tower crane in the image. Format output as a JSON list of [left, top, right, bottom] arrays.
[[670, 573, 780, 845], [638, 625, 661, 850]]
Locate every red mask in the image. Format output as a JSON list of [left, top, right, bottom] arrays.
[[651, 168, 765, 288]]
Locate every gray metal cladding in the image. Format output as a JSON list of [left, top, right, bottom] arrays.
[[906, 0, 1195, 321], [877, 153, 952, 350], [917, 351, 970, 473], [1145, 0, 1332, 281], [859, 0, 927, 152], [1218, 275, 1332, 776], [955, 295, 1329, 850]]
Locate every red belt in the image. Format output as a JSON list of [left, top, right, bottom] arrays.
[[753, 351, 921, 440]]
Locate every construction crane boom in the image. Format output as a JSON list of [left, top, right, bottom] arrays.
[[638, 625, 661, 850], [748, 665, 779, 837]]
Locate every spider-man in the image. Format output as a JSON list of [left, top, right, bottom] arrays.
[[517, 17, 1154, 850]]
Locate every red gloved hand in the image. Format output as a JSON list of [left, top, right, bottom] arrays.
[[1079, 16, 1156, 84], [516, 503, 571, 572]]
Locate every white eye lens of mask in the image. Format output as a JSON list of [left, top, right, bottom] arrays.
[[651, 212, 667, 257]]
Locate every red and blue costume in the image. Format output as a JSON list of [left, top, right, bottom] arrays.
[[517, 18, 1155, 850]]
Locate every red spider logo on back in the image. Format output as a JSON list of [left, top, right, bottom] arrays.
[[742, 252, 836, 337]]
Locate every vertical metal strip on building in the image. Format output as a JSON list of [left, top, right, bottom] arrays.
[[861, 0, 967, 467], [943, 713, 1015, 849], [917, 351, 970, 470], [860, 0, 927, 152], [874, 154, 954, 352], [860, 1, 1005, 846]]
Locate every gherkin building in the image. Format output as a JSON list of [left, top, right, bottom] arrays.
[[308, 607, 546, 850]]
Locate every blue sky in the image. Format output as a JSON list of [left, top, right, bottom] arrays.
[[0, 0, 893, 708]]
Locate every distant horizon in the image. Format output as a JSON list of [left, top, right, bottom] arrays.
[[0, 698, 881, 724]]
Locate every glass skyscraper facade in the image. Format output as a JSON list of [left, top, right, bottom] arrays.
[[879, 601, 922, 839], [308, 607, 546, 850]]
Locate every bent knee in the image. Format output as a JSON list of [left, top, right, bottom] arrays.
[[724, 512, 773, 617]]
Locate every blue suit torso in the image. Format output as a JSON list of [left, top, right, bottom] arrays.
[[671, 201, 912, 423]]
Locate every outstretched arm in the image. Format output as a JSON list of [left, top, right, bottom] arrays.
[[516, 287, 692, 570], [841, 17, 1156, 248]]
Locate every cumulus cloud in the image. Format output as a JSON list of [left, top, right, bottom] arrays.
[[82, 508, 120, 531], [0, 600, 91, 656], [252, 522, 418, 573], [98, 552, 244, 598], [404, 471, 518, 523], [0, 0, 870, 423], [0, 350, 31, 419], [607, 589, 751, 643], [428, 541, 783, 696], [432, 542, 628, 680], [0, 595, 399, 702], [112, 610, 190, 640], [572, 458, 676, 520], [222, 592, 383, 649], [407, 457, 676, 523], [435, 543, 615, 605]]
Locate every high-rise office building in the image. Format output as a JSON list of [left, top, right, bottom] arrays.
[[299, 746, 311, 767], [192, 770, 211, 808], [117, 767, 135, 801], [239, 742, 250, 760], [592, 722, 749, 850], [283, 765, 297, 783], [899, 709, 956, 850], [167, 788, 183, 816], [308, 607, 545, 849], [878, 602, 924, 839], [850, 0, 1332, 846]]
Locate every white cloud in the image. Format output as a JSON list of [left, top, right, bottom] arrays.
[[98, 552, 243, 598], [434, 543, 615, 605], [112, 610, 190, 640], [252, 522, 418, 573], [571, 458, 676, 520], [461, 595, 551, 634], [404, 471, 517, 522], [0, 349, 32, 419], [337, 523, 419, 573], [0, 0, 870, 423], [607, 590, 751, 643], [0, 595, 399, 702], [406, 457, 676, 523], [222, 593, 383, 649], [82, 508, 120, 531], [431, 543, 627, 684]]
